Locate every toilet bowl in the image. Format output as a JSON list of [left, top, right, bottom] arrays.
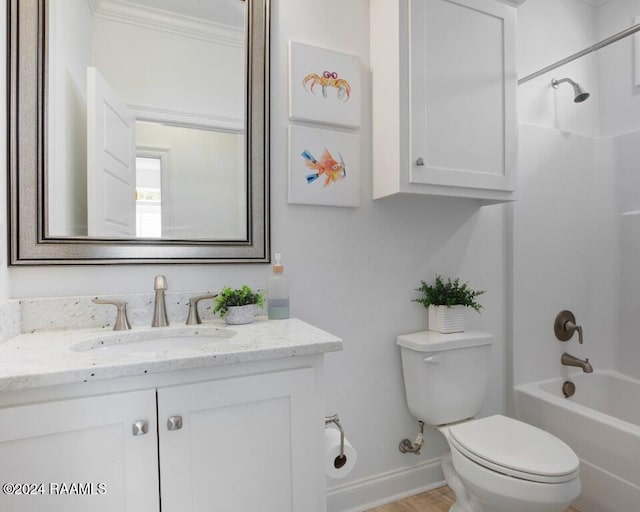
[[397, 331, 581, 512], [440, 415, 580, 512]]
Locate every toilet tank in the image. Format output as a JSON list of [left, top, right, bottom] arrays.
[[397, 331, 493, 426]]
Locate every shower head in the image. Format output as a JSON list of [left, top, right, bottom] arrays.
[[551, 77, 590, 103]]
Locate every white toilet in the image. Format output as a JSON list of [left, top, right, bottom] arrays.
[[398, 331, 581, 512]]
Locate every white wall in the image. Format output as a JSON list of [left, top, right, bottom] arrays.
[[517, 0, 600, 138], [513, 0, 619, 386], [4, 0, 509, 509]]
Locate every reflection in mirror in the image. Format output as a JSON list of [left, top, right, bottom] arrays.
[[134, 123, 246, 240], [47, 0, 247, 240], [8, 0, 269, 264]]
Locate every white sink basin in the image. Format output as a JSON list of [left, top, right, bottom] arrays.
[[71, 326, 235, 355]]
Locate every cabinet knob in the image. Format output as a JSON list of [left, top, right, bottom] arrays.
[[167, 415, 183, 431], [415, 157, 425, 166], [132, 420, 149, 436]]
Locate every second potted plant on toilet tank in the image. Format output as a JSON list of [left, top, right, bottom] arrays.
[[414, 275, 485, 333]]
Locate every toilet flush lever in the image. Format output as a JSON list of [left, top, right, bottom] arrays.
[[554, 310, 583, 344], [423, 355, 441, 364]]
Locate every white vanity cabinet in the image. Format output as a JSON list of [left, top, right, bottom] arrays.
[[371, 0, 517, 203], [0, 364, 324, 512], [0, 389, 160, 512], [158, 367, 319, 512]]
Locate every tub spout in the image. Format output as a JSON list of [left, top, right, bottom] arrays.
[[561, 352, 593, 373]]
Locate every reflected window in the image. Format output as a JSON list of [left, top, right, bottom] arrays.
[[136, 156, 162, 238]]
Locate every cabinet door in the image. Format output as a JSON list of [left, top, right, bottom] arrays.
[[410, 0, 516, 192], [0, 389, 159, 512], [158, 368, 318, 512]]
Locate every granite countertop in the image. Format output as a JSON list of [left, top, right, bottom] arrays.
[[0, 318, 343, 391]]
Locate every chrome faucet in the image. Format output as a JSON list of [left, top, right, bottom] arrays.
[[561, 352, 593, 373], [152, 275, 169, 327]]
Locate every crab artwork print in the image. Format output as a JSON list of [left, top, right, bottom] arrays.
[[289, 41, 361, 128], [302, 71, 352, 102]]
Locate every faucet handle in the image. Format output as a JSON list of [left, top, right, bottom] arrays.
[[185, 293, 218, 325], [93, 298, 132, 331], [568, 322, 583, 344], [554, 310, 583, 344]]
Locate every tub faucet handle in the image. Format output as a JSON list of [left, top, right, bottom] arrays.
[[568, 322, 583, 344], [554, 310, 583, 344]]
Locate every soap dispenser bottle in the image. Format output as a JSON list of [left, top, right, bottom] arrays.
[[267, 253, 289, 319]]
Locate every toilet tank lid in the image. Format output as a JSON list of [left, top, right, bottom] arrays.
[[397, 331, 493, 352]]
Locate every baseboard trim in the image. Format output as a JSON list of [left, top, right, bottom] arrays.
[[327, 458, 445, 512]]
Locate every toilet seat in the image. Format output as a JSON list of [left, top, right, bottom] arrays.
[[447, 415, 580, 484]]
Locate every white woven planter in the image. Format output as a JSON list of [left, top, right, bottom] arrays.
[[224, 304, 257, 325], [428, 305, 466, 333]]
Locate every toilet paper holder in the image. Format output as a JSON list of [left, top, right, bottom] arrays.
[[325, 413, 347, 469]]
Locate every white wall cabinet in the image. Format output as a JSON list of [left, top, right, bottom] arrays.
[[0, 366, 322, 512], [371, 0, 517, 203]]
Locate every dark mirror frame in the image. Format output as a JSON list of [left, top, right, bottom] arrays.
[[8, 0, 270, 265]]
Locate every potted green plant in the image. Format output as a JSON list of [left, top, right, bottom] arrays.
[[414, 275, 485, 333], [213, 285, 265, 325]]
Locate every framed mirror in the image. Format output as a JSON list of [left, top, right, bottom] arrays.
[[8, 0, 269, 264]]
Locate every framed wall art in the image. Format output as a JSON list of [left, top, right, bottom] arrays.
[[289, 41, 361, 128], [288, 125, 360, 208]]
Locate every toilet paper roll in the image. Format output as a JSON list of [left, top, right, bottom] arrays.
[[325, 427, 357, 478]]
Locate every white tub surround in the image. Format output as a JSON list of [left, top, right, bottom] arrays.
[[0, 318, 342, 391], [516, 371, 640, 512]]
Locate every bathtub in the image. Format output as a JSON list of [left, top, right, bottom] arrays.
[[515, 371, 640, 512]]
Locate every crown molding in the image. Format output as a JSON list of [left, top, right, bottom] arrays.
[[495, 0, 527, 6], [129, 103, 244, 133], [92, 0, 244, 48]]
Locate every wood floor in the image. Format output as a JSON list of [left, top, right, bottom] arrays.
[[366, 486, 580, 512]]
